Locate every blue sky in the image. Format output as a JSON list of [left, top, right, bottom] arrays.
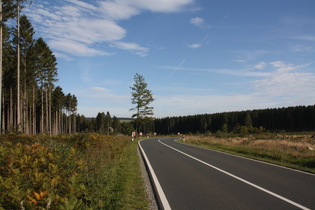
[[24, 0, 315, 118]]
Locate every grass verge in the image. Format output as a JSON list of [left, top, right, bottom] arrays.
[[115, 139, 149, 209], [180, 134, 315, 174]]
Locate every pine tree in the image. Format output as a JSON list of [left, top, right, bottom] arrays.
[[63, 93, 77, 134], [96, 112, 106, 133], [2, 24, 15, 131], [52, 86, 65, 134], [105, 111, 111, 135], [0, 0, 17, 133], [11, 14, 35, 133], [34, 37, 57, 134], [70, 94, 77, 133], [112, 116, 121, 134], [130, 73, 154, 133]]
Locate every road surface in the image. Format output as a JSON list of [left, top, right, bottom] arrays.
[[138, 137, 315, 210]]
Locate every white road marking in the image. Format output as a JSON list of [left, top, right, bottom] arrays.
[[138, 140, 172, 210], [158, 139, 310, 210]]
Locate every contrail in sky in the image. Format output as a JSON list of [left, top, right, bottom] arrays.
[[165, 56, 188, 81], [165, 6, 234, 82], [199, 33, 210, 44], [165, 32, 209, 81]]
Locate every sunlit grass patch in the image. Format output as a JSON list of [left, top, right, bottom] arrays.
[[182, 133, 315, 173]]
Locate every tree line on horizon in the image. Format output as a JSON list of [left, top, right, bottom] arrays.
[[1, 1, 78, 134], [154, 105, 315, 135], [82, 105, 315, 136]]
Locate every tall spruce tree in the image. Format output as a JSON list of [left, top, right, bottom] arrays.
[[52, 86, 65, 134], [130, 73, 154, 133], [11, 14, 35, 133], [34, 37, 57, 134], [0, 0, 18, 132], [2, 24, 15, 131], [96, 112, 106, 133], [105, 111, 111, 135]]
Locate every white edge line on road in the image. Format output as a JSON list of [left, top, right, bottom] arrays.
[[175, 139, 315, 177], [138, 139, 172, 210], [158, 139, 310, 210]]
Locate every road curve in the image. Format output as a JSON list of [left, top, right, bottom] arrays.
[[138, 137, 315, 210]]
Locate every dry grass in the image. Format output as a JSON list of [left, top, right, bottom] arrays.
[[183, 133, 315, 173]]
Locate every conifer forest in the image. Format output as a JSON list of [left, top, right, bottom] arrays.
[[0, 1, 79, 134]]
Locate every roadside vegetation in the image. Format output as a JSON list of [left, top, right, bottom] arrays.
[[0, 133, 148, 209], [180, 132, 315, 174]]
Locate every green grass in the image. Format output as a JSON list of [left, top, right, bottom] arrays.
[[116, 140, 149, 209]]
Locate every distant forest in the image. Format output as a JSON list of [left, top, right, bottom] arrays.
[[154, 105, 315, 135]]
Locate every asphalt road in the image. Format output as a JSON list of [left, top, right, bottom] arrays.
[[138, 137, 315, 210]]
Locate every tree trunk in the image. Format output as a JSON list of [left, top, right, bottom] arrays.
[[60, 110, 63, 134], [73, 112, 76, 133], [1, 95, 4, 133], [32, 86, 36, 134], [69, 100, 71, 134], [16, 0, 21, 132], [10, 86, 13, 130], [23, 64, 28, 134], [48, 87, 51, 135], [45, 88, 48, 134], [40, 89, 44, 133], [0, 0, 3, 133]]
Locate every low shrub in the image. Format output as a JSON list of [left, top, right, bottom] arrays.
[[0, 133, 148, 209]]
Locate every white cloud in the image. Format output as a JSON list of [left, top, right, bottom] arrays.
[[52, 52, 74, 61], [48, 39, 110, 56], [188, 43, 201, 49], [269, 61, 308, 72], [253, 61, 315, 97], [233, 59, 246, 63], [65, 0, 97, 11], [130, 0, 194, 13], [253, 61, 267, 69], [292, 35, 315, 41], [111, 42, 149, 57], [190, 17, 204, 27], [47, 18, 126, 45], [99, 1, 139, 20], [154, 61, 315, 117], [254, 72, 314, 97], [57, 6, 81, 21], [89, 87, 108, 92], [25, 0, 195, 58]]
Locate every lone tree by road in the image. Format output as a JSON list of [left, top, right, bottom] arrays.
[[130, 73, 154, 133]]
